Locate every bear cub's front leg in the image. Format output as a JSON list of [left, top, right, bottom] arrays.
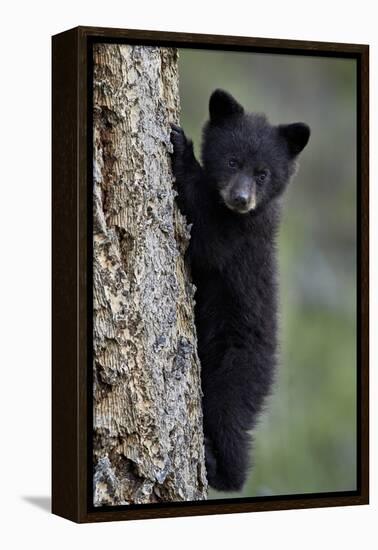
[[170, 124, 196, 180], [170, 124, 204, 222]]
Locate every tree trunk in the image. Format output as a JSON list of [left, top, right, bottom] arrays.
[[92, 43, 207, 505]]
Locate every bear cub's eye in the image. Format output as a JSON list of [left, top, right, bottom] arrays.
[[256, 170, 269, 183], [228, 158, 239, 169]]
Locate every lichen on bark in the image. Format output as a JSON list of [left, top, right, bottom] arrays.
[[92, 43, 207, 505]]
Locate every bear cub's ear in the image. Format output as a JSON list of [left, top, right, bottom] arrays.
[[279, 122, 311, 156], [209, 89, 244, 123]]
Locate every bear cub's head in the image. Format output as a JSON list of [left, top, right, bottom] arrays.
[[202, 89, 310, 215]]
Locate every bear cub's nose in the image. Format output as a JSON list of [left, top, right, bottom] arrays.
[[232, 191, 249, 208]]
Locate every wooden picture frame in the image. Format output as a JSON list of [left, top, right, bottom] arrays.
[[52, 26, 369, 523]]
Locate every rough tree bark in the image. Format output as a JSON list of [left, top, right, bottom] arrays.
[[92, 44, 207, 505]]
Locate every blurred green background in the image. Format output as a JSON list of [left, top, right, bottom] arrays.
[[178, 49, 357, 498]]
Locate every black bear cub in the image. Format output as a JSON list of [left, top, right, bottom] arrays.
[[170, 90, 310, 491]]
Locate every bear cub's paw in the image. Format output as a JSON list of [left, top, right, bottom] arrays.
[[170, 123, 194, 178], [204, 437, 218, 486], [170, 123, 189, 154]]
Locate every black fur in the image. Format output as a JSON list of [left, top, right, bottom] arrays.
[[170, 89, 310, 492]]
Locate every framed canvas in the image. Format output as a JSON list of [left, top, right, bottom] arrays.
[[52, 26, 369, 523]]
